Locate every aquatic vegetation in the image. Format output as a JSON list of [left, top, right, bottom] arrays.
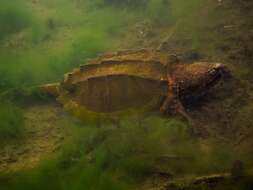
[[0, 0, 134, 90], [0, 0, 32, 41], [0, 114, 236, 190], [0, 101, 24, 144], [0, 0, 253, 190], [0, 0, 211, 90]]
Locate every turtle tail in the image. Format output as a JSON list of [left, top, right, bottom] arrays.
[[39, 83, 60, 97]]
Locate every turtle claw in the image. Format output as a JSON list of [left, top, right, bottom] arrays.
[[160, 97, 194, 124]]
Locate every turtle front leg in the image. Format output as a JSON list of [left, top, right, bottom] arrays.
[[160, 95, 192, 123], [160, 77, 192, 123]]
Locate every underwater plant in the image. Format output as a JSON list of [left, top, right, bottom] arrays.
[[0, 101, 24, 144], [0, 0, 32, 41]]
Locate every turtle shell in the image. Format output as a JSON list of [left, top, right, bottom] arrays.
[[59, 49, 176, 113]]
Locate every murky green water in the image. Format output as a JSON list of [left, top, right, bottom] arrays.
[[0, 0, 253, 189]]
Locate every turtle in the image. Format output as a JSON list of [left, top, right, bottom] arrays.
[[41, 49, 229, 120]]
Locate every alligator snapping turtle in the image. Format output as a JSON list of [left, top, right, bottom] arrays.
[[41, 49, 228, 119]]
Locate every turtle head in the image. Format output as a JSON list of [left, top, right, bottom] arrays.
[[173, 62, 230, 99]]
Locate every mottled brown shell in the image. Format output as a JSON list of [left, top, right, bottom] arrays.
[[59, 49, 178, 113], [63, 49, 178, 86]]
